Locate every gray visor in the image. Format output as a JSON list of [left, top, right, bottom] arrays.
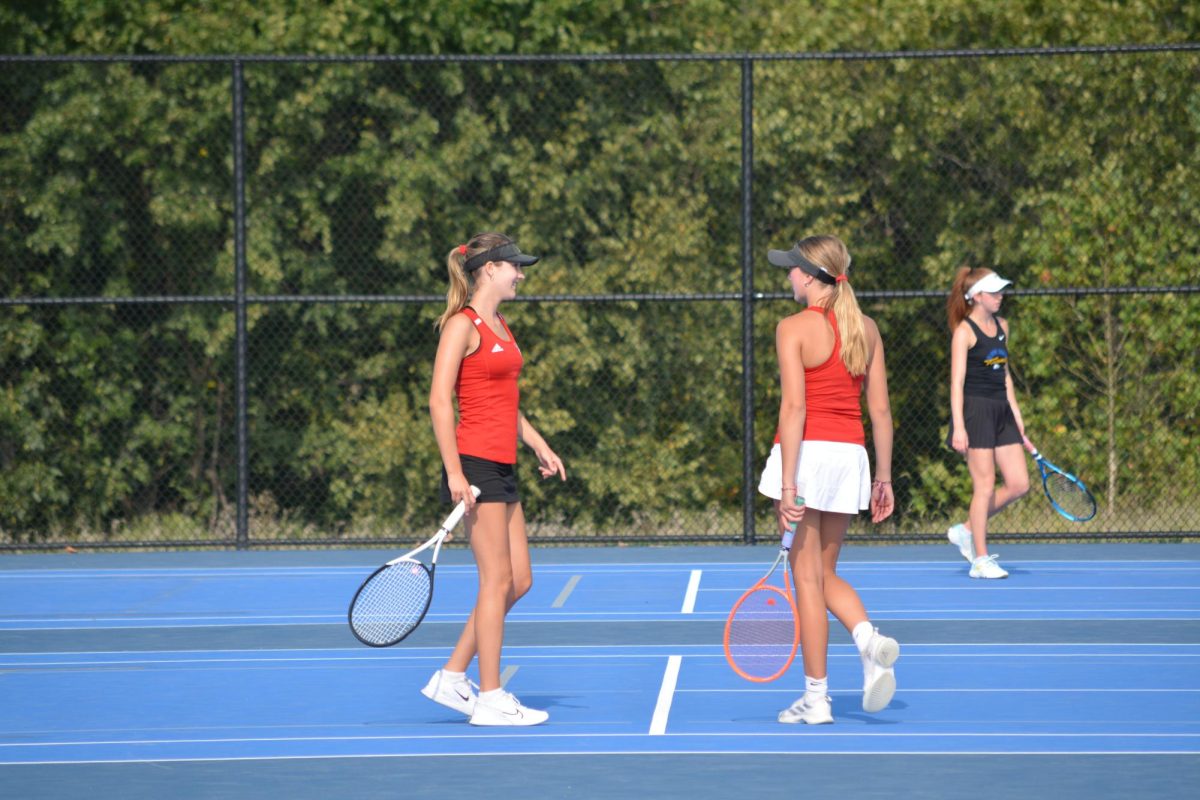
[[767, 245, 837, 285], [464, 242, 540, 272]]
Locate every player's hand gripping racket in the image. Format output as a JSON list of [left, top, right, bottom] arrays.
[[724, 507, 801, 682], [1028, 443, 1096, 522], [348, 486, 481, 647]]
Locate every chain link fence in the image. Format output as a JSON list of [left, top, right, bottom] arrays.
[[3, 48, 1198, 550]]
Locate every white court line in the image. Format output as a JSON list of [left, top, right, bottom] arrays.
[[2, 641, 1198, 659], [649, 655, 682, 735], [4, 559, 1197, 577], [681, 570, 702, 613], [2, 749, 1197, 766], [499, 665, 519, 687], [7, 649, 1200, 670], [550, 575, 582, 608], [681, 688, 1200, 694], [4, 731, 1198, 750], [699, 586, 1200, 592], [4, 612, 1200, 631], [4, 601, 1197, 626]]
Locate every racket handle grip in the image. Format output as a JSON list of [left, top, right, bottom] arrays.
[[442, 485, 482, 531], [782, 494, 803, 547]]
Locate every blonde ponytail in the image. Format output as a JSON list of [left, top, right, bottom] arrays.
[[435, 232, 514, 330], [436, 247, 472, 331], [830, 281, 868, 376], [794, 235, 867, 376]]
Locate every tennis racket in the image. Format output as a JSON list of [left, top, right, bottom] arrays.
[[348, 486, 480, 647], [723, 521, 801, 682], [1029, 446, 1096, 522]]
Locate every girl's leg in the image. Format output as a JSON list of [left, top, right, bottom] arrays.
[[818, 511, 899, 712], [443, 502, 533, 679], [965, 444, 1032, 557], [790, 508, 829, 681], [505, 502, 534, 602], [965, 448, 998, 557], [777, 507, 836, 723], [449, 502, 514, 692], [816, 510, 867, 633], [991, 443, 1031, 514]]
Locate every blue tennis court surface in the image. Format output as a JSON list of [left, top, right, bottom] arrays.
[[2, 543, 1198, 798]]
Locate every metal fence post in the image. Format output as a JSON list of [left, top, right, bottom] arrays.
[[232, 59, 249, 549], [741, 56, 757, 546]]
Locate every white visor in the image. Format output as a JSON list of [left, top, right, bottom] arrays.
[[965, 272, 1013, 300]]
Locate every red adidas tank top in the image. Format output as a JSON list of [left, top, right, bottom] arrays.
[[773, 308, 865, 446], [454, 307, 522, 464]]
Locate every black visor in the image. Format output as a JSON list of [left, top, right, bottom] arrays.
[[464, 242, 540, 273], [767, 245, 837, 285]]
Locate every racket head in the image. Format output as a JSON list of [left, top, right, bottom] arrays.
[[348, 558, 434, 647], [1042, 468, 1097, 522], [723, 553, 799, 682]]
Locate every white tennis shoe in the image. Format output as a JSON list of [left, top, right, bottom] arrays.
[[947, 523, 975, 563], [420, 669, 478, 716], [469, 690, 549, 727], [970, 554, 1009, 579], [860, 629, 899, 713], [778, 693, 833, 725]]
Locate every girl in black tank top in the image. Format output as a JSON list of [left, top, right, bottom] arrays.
[[946, 268, 1032, 581], [962, 316, 1009, 400]]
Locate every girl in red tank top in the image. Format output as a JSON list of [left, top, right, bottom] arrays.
[[454, 307, 523, 464], [426, 233, 565, 727], [763, 234, 898, 726]]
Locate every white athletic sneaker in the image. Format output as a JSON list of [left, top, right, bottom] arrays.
[[947, 523, 975, 563], [420, 670, 478, 716], [860, 629, 899, 713], [468, 690, 549, 727], [778, 693, 834, 725], [970, 554, 1009, 579]]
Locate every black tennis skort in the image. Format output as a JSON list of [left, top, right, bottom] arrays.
[[947, 394, 1023, 450], [440, 454, 520, 504]]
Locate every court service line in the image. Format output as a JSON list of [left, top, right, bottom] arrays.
[[550, 575, 582, 608], [4, 612, 1199, 630], [681, 570, 702, 614], [6, 650, 1199, 669], [500, 665, 519, 687], [3, 749, 1199, 766], [6, 731, 1198, 750], [649, 655, 682, 735]]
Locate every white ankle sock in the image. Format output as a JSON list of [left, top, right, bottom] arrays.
[[478, 688, 505, 702], [441, 669, 466, 681], [851, 621, 875, 653], [805, 675, 828, 698]]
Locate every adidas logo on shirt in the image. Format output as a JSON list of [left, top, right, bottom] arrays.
[[491, 343, 504, 353]]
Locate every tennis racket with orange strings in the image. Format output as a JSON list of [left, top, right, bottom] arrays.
[[723, 506, 801, 682]]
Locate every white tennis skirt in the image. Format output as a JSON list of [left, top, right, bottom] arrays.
[[757, 441, 872, 514]]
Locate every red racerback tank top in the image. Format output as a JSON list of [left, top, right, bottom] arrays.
[[454, 307, 523, 463], [773, 307, 865, 446]]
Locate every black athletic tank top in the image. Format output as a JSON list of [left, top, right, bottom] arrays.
[[962, 316, 1008, 400]]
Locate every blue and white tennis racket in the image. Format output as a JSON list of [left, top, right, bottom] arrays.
[[1029, 446, 1096, 522]]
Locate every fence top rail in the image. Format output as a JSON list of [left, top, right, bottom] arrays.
[[3, 43, 1198, 65], [5, 285, 1199, 307]]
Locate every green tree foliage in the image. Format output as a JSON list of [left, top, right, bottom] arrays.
[[2, 1, 1198, 543]]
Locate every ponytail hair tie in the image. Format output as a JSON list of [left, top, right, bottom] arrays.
[[457, 244, 468, 256], [835, 274, 849, 284]]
